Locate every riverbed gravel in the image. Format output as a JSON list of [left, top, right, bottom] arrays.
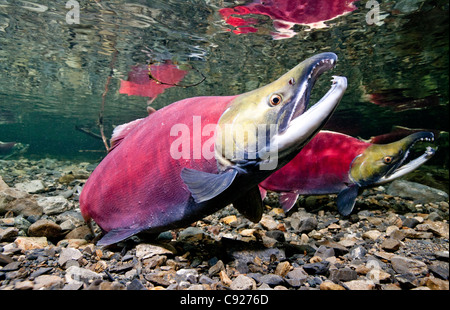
[[1, 158, 448, 290]]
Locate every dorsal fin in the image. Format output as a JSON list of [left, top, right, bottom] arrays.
[[110, 118, 145, 152]]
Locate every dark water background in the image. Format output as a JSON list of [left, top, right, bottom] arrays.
[[0, 0, 448, 168]]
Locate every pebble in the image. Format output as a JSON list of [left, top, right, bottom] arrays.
[[344, 279, 375, 290], [28, 219, 62, 238], [387, 180, 449, 203], [37, 196, 71, 215], [381, 238, 402, 252], [135, 243, 174, 259], [14, 236, 48, 251], [362, 230, 382, 241], [58, 247, 82, 266], [320, 280, 346, 290], [391, 255, 428, 275], [230, 274, 256, 290], [14, 180, 45, 194], [0, 158, 448, 290]]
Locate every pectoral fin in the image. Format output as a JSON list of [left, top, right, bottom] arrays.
[[97, 226, 144, 246], [336, 184, 360, 216], [181, 168, 238, 203], [258, 186, 267, 200], [232, 186, 264, 223], [279, 192, 299, 212]]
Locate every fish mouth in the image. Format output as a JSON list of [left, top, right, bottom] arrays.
[[273, 64, 347, 158], [376, 132, 436, 184], [279, 52, 338, 133]]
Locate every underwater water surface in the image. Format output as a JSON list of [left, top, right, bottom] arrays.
[[0, 0, 448, 168]]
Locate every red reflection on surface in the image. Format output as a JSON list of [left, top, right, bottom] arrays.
[[119, 61, 188, 99], [219, 0, 358, 39]]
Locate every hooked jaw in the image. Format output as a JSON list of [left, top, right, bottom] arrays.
[[280, 53, 339, 130], [271, 75, 348, 158], [375, 132, 436, 185]]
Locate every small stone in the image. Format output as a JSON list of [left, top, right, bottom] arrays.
[[314, 245, 335, 259], [435, 251, 449, 261], [14, 237, 48, 251], [389, 229, 406, 241], [298, 217, 318, 233], [274, 261, 291, 277], [381, 238, 402, 252], [1, 261, 21, 272], [402, 217, 420, 228], [260, 214, 278, 230], [320, 280, 346, 290], [221, 215, 238, 226], [338, 237, 357, 248], [33, 275, 64, 290], [145, 273, 171, 287], [395, 273, 418, 289], [0, 227, 19, 241], [59, 247, 83, 266], [127, 279, 147, 290], [230, 274, 256, 290], [14, 180, 45, 194], [65, 225, 92, 240], [37, 196, 71, 215], [329, 268, 357, 282], [178, 227, 205, 242], [391, 255, 428, 275], [265, 230, 285, 242], [259, 274, 285, 287], [219, 270, 232, 286], [240, 229, 256, 237], [65, 266, 102, 284], [135, 243, 174, 259], [362, 230, 382, 241], [28, 219, 62, 238], [56, 239, 88, 248], [303, 261, 330, 275], [15, 280, 34, 290], [208, 260, 225, 277], [344, 279, 375, 290], [175, 268, 198, 284], [367, 269, 391, 283], [29, 267, 53, 279], [328, 223, 341, 230], [387, 180, 448, 203], [428, 262, 449, 280], [350, 245, 367, 259], [426, 278, 449, 290], [300, 233, 309, 244], [309, 256, 322, 263], [0, 253, 14, 265], [285, 267, 308, 288]]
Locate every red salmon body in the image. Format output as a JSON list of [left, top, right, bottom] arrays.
[[79, 96, 236, 242], [260, 131, 369, 194]]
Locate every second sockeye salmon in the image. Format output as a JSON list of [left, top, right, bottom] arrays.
[[259, 130, 436, 215], [79, 53, 347, 245]]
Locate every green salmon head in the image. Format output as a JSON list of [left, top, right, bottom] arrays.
[[215, 52, 347, 171], [349, 131, 436, 187]]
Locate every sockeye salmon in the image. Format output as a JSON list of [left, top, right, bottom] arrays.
[[259, 130, 436, 215], [80, 53, 347, 245]]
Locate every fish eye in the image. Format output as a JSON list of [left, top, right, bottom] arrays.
[[383, 156, 393, 164], [269, 94, 282, 106]]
